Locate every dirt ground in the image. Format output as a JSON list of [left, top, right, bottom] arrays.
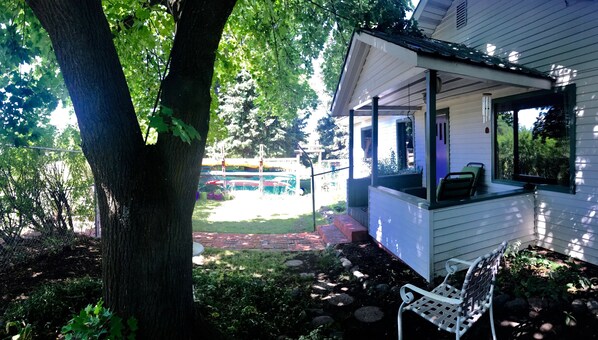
[[2, 236, 598, 339]]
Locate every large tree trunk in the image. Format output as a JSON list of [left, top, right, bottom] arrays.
[[26, 0, 236, 338]]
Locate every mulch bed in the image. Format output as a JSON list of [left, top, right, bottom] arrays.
[[2, 236, 598, 339]]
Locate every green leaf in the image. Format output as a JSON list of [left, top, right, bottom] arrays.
[[148, 115, 169, 133]]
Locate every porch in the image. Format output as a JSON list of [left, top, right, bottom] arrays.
[[332, 30, 554, 281]]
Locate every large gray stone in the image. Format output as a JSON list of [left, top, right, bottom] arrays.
[[354, 306, 384, 323], [311, 315, 335, 327], [328, 293, 354, 307], [340, 257, 352, 269], [284, 259, 304, 268]]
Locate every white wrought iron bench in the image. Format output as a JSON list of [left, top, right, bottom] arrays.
[[397, 241, 507, 340]]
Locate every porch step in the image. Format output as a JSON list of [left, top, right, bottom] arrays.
[[316, 224, 351, 245], [333, 214, 369, 242]]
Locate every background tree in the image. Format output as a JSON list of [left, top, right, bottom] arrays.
[[317, 113, 348, 160], [211, 70, 308, 158]]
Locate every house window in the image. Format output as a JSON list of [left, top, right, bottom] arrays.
[[456, 0, 467, 30], [493, 85, 576, 192], [361, 127, 372, 159]]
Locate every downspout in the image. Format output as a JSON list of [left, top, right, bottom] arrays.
[[425, 70, 438, 204], [371, 97, 379, 187]]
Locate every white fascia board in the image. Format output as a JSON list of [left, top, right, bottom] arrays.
[[417, 55, 553, 90], [355, 32, 419, 67], [331, 39, 370, 117]]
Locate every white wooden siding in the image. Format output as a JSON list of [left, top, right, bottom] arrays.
[[432, 194, 536, 274], [377, 116, 397, 161], [428, 0, 598, 265], [369, 187, 432, 280]]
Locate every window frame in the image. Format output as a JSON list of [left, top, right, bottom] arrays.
[[492, 85, 576, 194]]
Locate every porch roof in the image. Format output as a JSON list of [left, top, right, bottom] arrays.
[[331, 30, 554, 117]]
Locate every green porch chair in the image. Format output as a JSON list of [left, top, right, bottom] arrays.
[[436, 172, 475, 201], [461, 162, 484, 195]]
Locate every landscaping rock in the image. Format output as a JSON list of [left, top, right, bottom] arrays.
[[539, 322, 554, 333], [352, 270, 365, 279], [375, 283, 390, 294], [587, 299, 598, 315], [192, 256, 204, 266], [528, 310, 540, 319], [312, 281, 335, 292], [311, 315, 335, 327], [528, 297, 546, 311], [354, 306, 384, 323], [284, 259, 304, 268], [328, 293, 354, 307], [340, 257, 352, 269], [571, 299, 587, 315], [299, 272, 315, 279], [493, 293, 511, 312], [505, 297, 528, 315]]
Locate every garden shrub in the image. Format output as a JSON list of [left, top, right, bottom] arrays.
[[499, 247, 591, 303], [3, 277, 102, 336]]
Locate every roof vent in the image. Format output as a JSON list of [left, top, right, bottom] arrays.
[[456, 0, 467, 30]]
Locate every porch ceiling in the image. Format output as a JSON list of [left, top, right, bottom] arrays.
[[331, 30, 554, 117]]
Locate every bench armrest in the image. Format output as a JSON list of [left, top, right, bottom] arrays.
[[399, 283, 462, 305]]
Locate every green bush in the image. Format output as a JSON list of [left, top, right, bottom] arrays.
[[3, 277, 102, 336], [61, 299, 137, 340], [499, 247, 591, 303]]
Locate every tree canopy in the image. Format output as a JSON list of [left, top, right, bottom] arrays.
[[2, 0, 417, 153]]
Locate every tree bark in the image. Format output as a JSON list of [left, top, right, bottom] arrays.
[[26, 0, 236, 338]]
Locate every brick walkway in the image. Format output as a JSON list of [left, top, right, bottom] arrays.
[[192, 232, 327, 251]]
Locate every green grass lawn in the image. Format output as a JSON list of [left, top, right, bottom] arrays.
[[191, 197, 328, 234]]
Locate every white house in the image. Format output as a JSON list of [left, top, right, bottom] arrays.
[[332, 0, 598, 281]]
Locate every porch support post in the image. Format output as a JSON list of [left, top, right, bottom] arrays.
[[371, 97, 379, 187], [425, 70, 438, 203], [348, 109, 354, 180]]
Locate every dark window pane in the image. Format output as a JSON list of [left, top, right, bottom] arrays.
[[494, 88, 572, 189]]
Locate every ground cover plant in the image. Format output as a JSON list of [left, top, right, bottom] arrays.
[[3, 236, 598, 339]]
